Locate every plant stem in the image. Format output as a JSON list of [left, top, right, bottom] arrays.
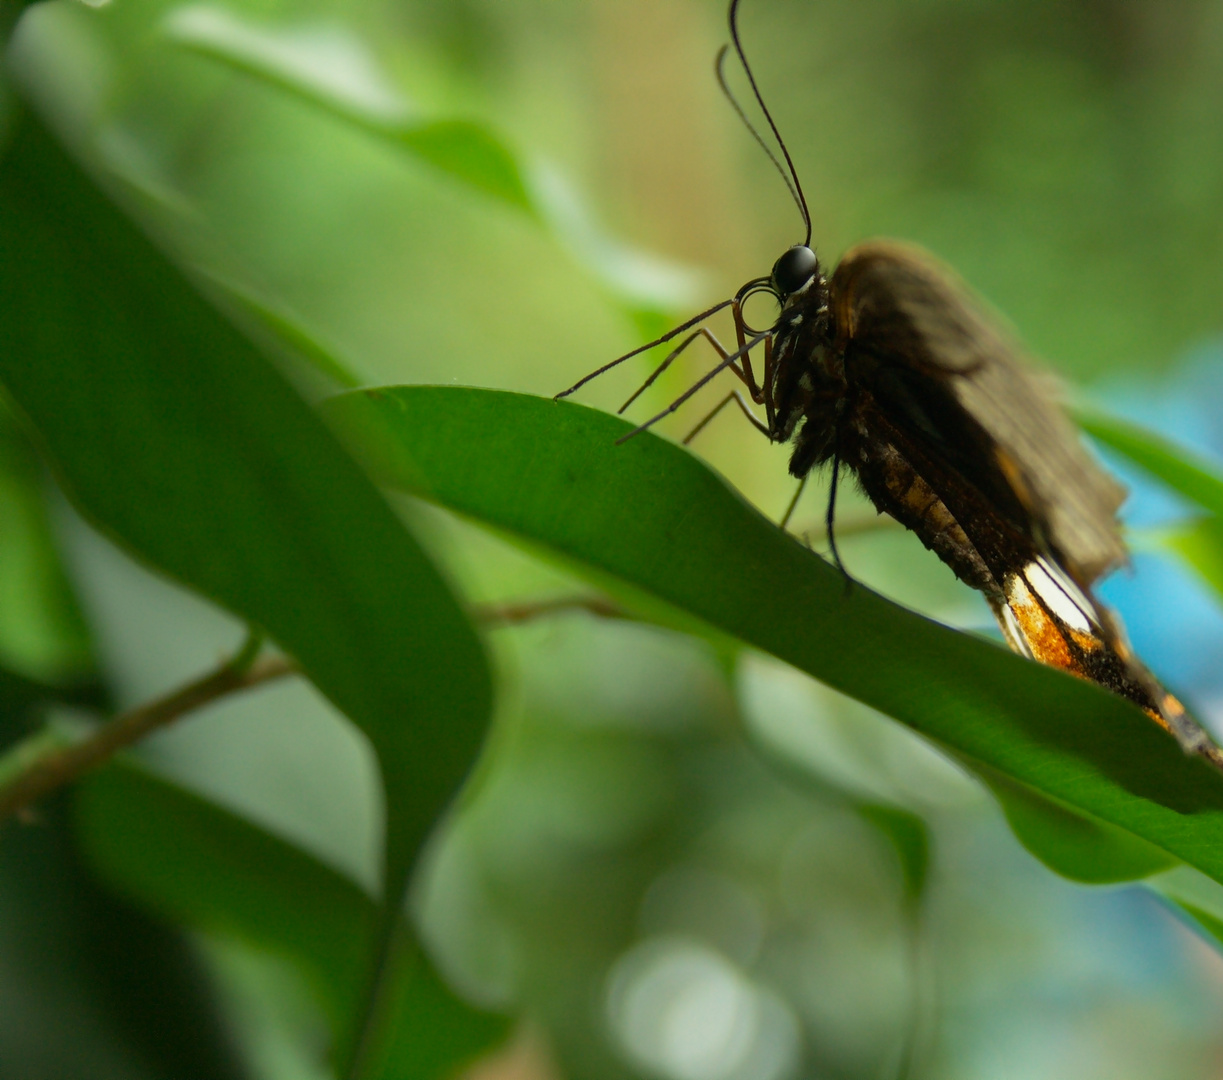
[[0, 645, 294, 824], [472, 595, 628, 624], [0, 594, 626, 823]]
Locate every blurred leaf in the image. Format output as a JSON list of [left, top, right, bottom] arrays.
[[162, 3, 704, 317], [524, 160, 704, 315], [745, 718, 934, 900], [163, 4, 533, 215], [1076, 409, 1223, 607], [1147, 865, 1223, 955], [377, 946, 511, 1080], [323, 386, 1223, 888], [0, 404, 105, 743], [0, 108, 493, 1070], [0, 799, 247, 1080], [213, 277, 363, 390], [0, 0, 38, 44], [0, 401, 94, 681], [78, 762, 511, 1079], [1155, 516, 1223, 604], [1076, 407, 1223, 519], [78, 764, 371, 1024], [0, 666, 105, 752], [856, 803, 930, 902], [981, 767, 1176, 883]]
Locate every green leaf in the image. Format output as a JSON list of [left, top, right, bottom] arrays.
[[77, 763, 511, 1079], [856, 803, 930, 902], [980, 767, 1176, 883], [1074, 409, 1223, 608], [161, 3, 704, 316], [1154, 516, 1223, 604], [213, 278, 363, 390], [323, 385, 1223, 888], [162, 4, 533, 215], [394, 120, 533, 217], [0, 401, 94, 682], [1147, 865, 1223, 954], [0, 109, 492, 1070], [0, 798, 247, 1080], [1075, 407, 1223, 519], [78, 764, 371, 1024], [0, 0, 39, 45]]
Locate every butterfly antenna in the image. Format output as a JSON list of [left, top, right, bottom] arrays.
[[715, 46, 803, 228], [727, 0, 812, 246]]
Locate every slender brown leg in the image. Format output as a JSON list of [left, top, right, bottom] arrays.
[[621, 326, 760, 415], [682, 390, 769, 445], [779, 472, 809, 529], [616, 328, 773, 444], [761, 335, 775, 432], [728, 298, 766, 404], [826, 453, 854, 591], [619, 329, 702, 414]]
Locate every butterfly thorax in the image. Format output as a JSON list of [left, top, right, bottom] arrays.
[[756, 250, 845, 479]]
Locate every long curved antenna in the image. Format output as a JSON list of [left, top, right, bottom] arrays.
[[554, 297, 736, 400], [727, 0, 811, 246], [715, 46, 803, 228]]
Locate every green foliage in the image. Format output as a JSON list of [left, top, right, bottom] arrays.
[[855, 803, 931, 903], [4, 0, 1223, 1077], [163, 4, 535, 217], [160, 1, 702, 321], [322, 386, 1223, 885], [1078, 408, 1223, 606], [0, 106, 495, 1076], [1077, 408, 1223, 521], [77, 762, 510, 1079]]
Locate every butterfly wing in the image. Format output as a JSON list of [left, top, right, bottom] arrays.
[[829, 239, 1127, 588], [823, 241, 1223, 761]]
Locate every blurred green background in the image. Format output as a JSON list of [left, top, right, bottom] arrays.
[[4, 0, 1223, 1078]]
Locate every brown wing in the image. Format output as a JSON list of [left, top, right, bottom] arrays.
[[829, 239, 1126, 586]]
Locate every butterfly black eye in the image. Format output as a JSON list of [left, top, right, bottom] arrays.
[[771, 245, 818, 296]]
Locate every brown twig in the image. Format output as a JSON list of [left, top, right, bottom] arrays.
[[0, 652, 295, 824], [473, 595, 629, 625], [0, 593, 628, 824]]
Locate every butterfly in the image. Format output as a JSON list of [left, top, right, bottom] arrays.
[[558, 0, 1222, 769]]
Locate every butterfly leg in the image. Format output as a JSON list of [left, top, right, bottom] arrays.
[[825, 452, 854, 591], [619, 329, 705, 414], [779, 472, 809, 529], [728, 297, 769, 406], [682, 389, 769, 444], [620, 326, 759, 414]]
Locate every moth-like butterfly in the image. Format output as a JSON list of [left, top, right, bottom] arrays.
[[559, 0, 1222, 768]]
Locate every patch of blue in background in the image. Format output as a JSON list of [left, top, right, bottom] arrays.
[[1091, 338, 1223, 714]]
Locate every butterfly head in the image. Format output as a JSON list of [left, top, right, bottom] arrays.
[[771, 245, 820, 300]]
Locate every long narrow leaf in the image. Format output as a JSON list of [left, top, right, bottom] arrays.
[[77, 762, 510, 1079], [1076, 407, 1223, 518], [164, 4, 533, 214], [162, 3, 703, 315], [0, 107, 493, 1069], [323, 386, 1223, 886]]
